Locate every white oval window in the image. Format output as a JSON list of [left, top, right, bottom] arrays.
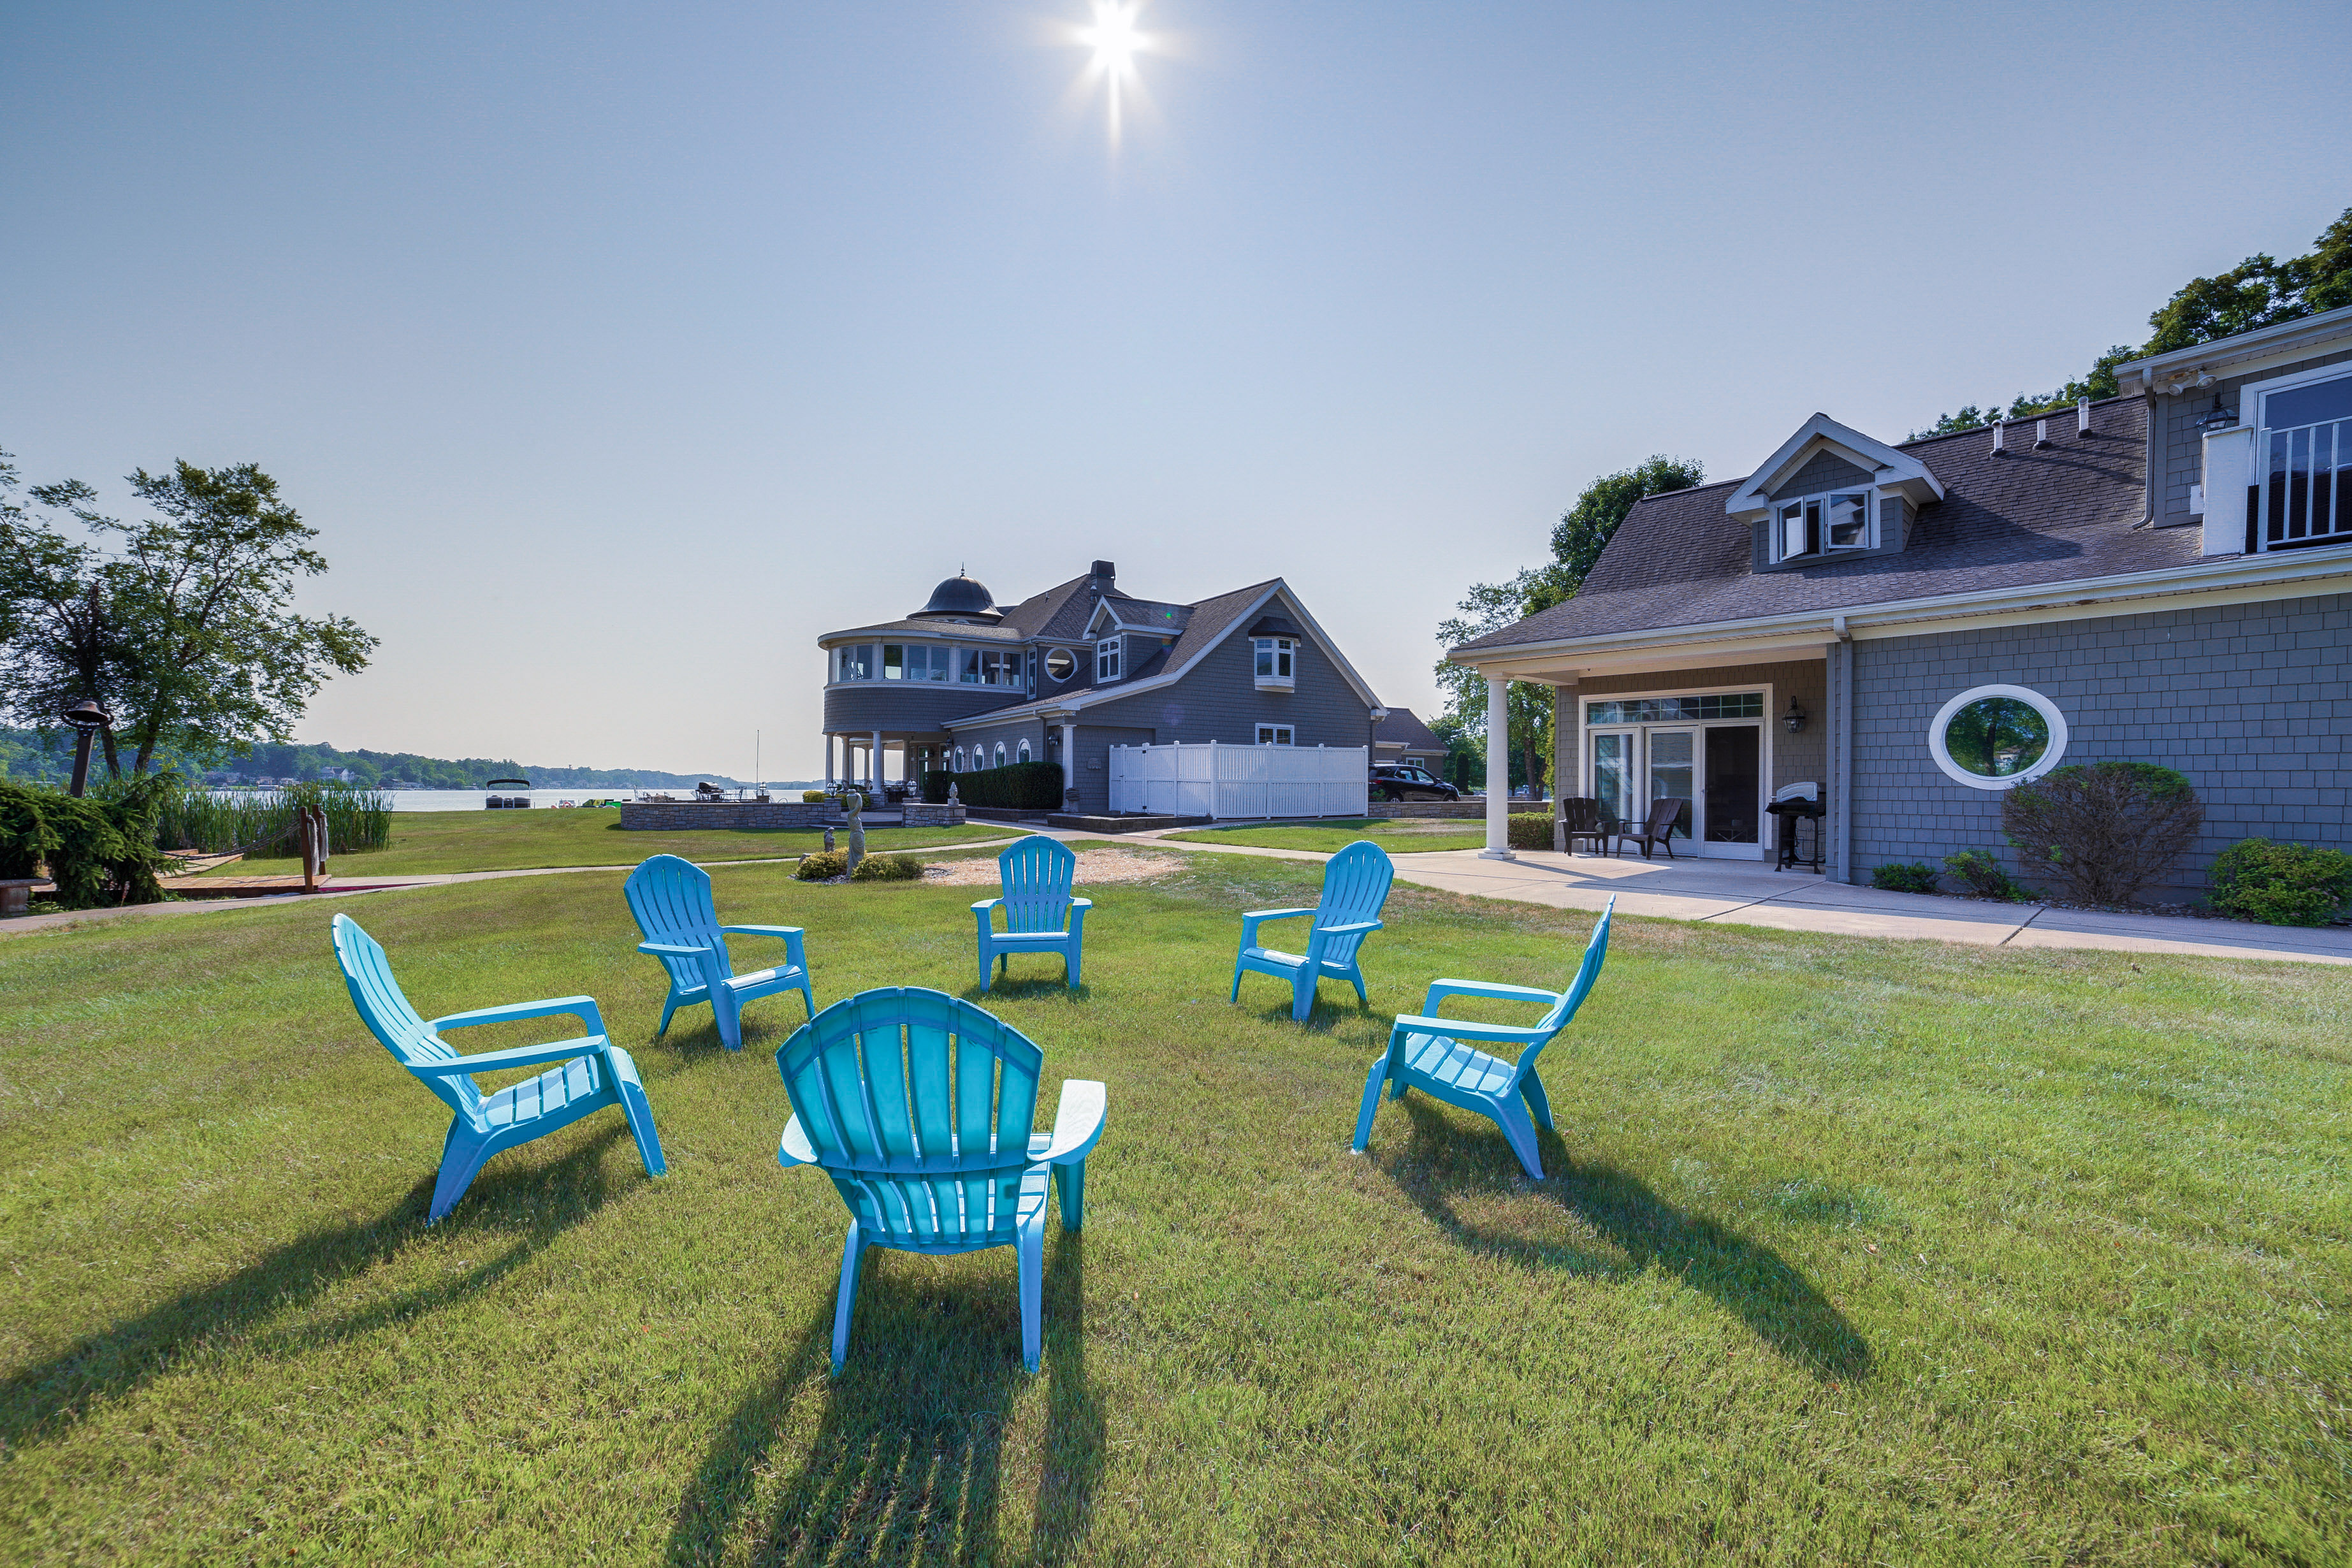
[[1044, 648, 1075, 681], [1927, 685, 2068, 790]]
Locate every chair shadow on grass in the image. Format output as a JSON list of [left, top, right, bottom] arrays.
[[957, 976, 1094, 1006], [0, 1123, 635, 1453], [1378, 1097, 1871, 1381], [668, 1235, 1101, 1568]]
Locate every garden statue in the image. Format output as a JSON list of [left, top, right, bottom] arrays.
[[824, 827, 835, 852], [947, 781, 959, 804], [842, 788, 864, 875]]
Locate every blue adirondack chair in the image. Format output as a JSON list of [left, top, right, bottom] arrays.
[[1231, 839, 1396, 1021], [776, 987, 1107, 1374], [624, 853, 814, 1050], [1351, 897, 1613, 1180], [331, 913, 667, 1223], [972, 835, 1092, 992]]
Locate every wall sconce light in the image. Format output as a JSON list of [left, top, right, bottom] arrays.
[[2193, 395, 2238, 434], [1782, 697, 1807, 734]]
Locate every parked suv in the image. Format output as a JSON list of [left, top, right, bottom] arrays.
[[1370, 763, 1458, 802]]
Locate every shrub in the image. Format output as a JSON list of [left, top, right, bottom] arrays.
[[1507, 813, 1552, 850], [2001, 762, 2202, 905], [801, 790, 828, 803], [1942, 848, 2033, 902], [1871, 861, 1940, 894], [924, 761, 1062, 811], [850, 853, 926, 882], [795, 850, 848, 881], [0, 775, 176, 908], [2209, 838, 2352, 926]]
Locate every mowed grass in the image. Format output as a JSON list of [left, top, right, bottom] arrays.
[[1161, 817, 1489, 854], [196, 805, 1011, 877], [2, 860, 2348, 1565]]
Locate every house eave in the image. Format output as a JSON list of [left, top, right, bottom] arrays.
[[2114, 301, 2352, 395]]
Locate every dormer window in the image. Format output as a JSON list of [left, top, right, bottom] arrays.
[[1772, 492, 1873, 562], [1254, 637, 1296, 690], [1095, 637, 1121, 683]]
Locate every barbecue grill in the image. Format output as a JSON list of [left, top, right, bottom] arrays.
[[1766, 781, 1824, 872]]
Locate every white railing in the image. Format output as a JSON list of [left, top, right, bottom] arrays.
[[2261, 416, 2351, 548], [1108, 742, 1368, 819]]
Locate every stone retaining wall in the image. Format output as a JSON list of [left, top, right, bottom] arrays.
[[1377, 799, 1493, 819], [900, 802, 968, 827], [619, 801, 839, 831]]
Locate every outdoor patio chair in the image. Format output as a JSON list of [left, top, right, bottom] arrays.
[[331, 913, 667, 1223], [1615, 797, 1688, 859], [973, 834, 1091, 992], [625, 853, 814, 1050], [776, 987, 1107, 1373], [1231, 839, 1395, 1022], [1352, 898, 1613, 1180], [1558, 797, 1611, 854]]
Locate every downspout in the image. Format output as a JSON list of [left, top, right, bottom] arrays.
[[2131, 384, 2160, 528], [1833, 614, 1854, 883]]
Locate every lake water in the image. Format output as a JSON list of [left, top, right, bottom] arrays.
[[204, 786, 825, 813]]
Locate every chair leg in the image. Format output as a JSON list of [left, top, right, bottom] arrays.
[[1017, 1212, 1045, 1374], [977, 938, 993, 995], [1291, 971, 1316, 1022], [1520, 1068, 1554, 1132], [428, 1127, 495, 1223], [831, 1223, 865, 1375], [656, 991, 682, 1039], [1347, 965, 1368, 1007], [711, 987, 744, 1052], [798, 980, 816, 1022], [616, 1078, 669, 1177], [1054, 1159, 1085, 1231], [1351, 1059, 1390, 1153], [1494, 1101, 1546, 1180], [1064, 938, 1081, 991]]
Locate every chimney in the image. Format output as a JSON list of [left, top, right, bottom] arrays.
[[1091, 560, 1115, 590], [2077, 396, 2092, 437], [1991, 419, 2006, 456], [2033, 418, 2051, 449]]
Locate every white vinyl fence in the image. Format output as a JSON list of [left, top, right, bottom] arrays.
[[1109, 742, 1368, 819]]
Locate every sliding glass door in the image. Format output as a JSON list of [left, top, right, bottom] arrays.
[[1583, 701, 1767, 859]]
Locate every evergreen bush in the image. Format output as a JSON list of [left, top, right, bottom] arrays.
[[795, 850, 848, 881], [2208, 838, 2352, 926], [1507, 813, 1553, 850], [801, 790, 828, 803], [850, 853, 926, 882], [0, 776, 176, 908], [1870, 861, 1940, 894], [1942, 848, 2034, 902], [924, 761, 1061, 810], [2001, 762, 2202, 905]]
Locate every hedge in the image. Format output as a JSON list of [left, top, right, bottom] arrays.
[[922, 761, 1063, 810], [2209, 838, 2352, 926], [0, 775, 175, 909]]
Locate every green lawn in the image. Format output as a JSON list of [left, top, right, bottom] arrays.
[[3, 860, 2346, 1563], [197, 806, 1012, 877], [1161, 816, 1490, 854]]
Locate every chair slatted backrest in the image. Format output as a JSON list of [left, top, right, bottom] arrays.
[[1510, 902, 1613, 1082], [777, 988, 1045, 1248], [1313, 841, 1396, 968], [996, 836, 1077, 934], [331, 913, 486, 1128], [1642, 797, 1686, 839], [1562, 797, 1603, 833], [625, 855, 730, 991]]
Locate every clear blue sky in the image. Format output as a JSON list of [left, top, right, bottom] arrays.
[[4, 2, 2346, 776]]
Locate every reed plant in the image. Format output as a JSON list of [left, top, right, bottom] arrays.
[[155, 778, 393, 856]]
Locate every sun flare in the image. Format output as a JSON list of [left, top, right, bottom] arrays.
[[1073, 1, 1151, 152]]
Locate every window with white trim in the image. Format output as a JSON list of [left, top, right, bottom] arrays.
[[1927, 685, 2068, 790], [1253, 637, 1296, 688], [953, 747, 966, 771], [994, 742, 1008, 768], [1017, 739, 1032, 764], [1256, 724, 1294, 746], [1095, 637, 1121, 682], [1769, 491, 1873, 562], [2252, 369, 2352, 551]]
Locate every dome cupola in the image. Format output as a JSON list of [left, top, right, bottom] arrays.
[[909, 572, 1001, 623]]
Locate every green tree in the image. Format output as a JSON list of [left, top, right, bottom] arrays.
[[0, 451, 376, 775], [1434, 456, 1706, 796]]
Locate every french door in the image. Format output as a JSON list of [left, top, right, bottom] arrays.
[[1586, 723, 1763, 859]]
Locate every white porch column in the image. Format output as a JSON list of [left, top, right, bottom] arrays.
[[824, 734, 834, 786], [1481, 674, 1514, 860], [869, 730, 882, 786]]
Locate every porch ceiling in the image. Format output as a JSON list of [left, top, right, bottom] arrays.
[[1463, 633, 1833, 684]]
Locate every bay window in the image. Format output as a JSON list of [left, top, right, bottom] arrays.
[[1253, 637, 1296, 688]]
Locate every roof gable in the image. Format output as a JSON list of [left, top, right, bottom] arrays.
[[1726, 413, 1945, 519]]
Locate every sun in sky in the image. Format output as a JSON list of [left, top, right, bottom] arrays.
[[1073, 1, 1152, 153]]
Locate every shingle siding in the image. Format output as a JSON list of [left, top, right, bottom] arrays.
[[1770, 452, 1875, 500], [1849, 590, 2352, 894]]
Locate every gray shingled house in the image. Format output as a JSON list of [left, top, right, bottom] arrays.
[[1447, 302, 2352, 895], [819, 561, 1384, 815]]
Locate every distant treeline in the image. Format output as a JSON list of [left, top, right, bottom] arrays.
[[0, 728, 810, 791]]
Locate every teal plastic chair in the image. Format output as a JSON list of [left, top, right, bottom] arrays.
[[1231, 839, 1396, 1021], [776, 987, 1107, 1374], [972, 835, 1092, 992], [331, 913, 667, 1223], [1351, 897, 1613, 1179], [625, 854, 813, 1050]]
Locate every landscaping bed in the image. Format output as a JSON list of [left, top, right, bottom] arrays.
[[1, 860, 2345, 1562]]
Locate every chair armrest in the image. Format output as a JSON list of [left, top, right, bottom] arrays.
[[971, 897, 1003, 915], [1388, 1013, 1548, 1047], [1036, 1080, 1107, 1165], [778, 1113, 818, 1168], [638, 941, 711, 959], [720, 924, 804, 939], [410, 1036, 607, 1075], [1068, 897, 1094, 911], [1240, 906, 1314, 944], [431, 994, 606, 1037], [1421, 978, 1564, 1013], [1314, 919, 1382, 936]]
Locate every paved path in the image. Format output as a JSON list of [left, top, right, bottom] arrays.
[[13, 826, 2350, 967]]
